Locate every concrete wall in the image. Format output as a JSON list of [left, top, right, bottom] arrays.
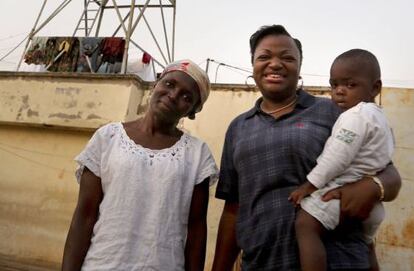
[[0, 72, 151, 266], [375, 88, 414, 271], [0, 125, 90, 265], [0, 72, 412, 270], [0, 72, 151, 130]]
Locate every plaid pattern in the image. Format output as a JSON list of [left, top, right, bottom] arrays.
[[216, 90, 370, 270]]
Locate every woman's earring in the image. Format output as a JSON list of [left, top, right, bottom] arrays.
[[245, 75, 256, 88], [297, 76, 304, 90]]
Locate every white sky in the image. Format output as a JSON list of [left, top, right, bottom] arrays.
[[0, 0, 413, 88]]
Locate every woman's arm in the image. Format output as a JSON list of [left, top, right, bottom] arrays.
[[61, 167, 103, 271], [211, 201, 241, 271], [377, 163, 402, 202], [185, 178, 209, 271], [322, 163, 401, 220]]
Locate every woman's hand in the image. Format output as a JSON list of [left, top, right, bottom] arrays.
[[322, 177, 379, 221], [322, 164, 401, 221]]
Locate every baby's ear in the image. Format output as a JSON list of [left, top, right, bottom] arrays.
[[371, 79, 382, 98]]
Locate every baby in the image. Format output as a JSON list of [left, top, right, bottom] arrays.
[[289, 49, 394, 271]]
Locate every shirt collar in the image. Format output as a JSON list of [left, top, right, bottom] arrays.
[[244, 89, 316, 119]]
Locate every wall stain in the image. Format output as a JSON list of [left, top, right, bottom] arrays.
[[402, 218, 414, 248], [48, 112, 82, 119], [380, 216, 414, 249], [86, 114, 102, 120], [86, 102, 96, 109], [16, 95, 30, 120], [22, 95, 29, 104], [397, 91, 414, 105], [381, 223, 399, 246], [63, 99, 77, 108], [27, 109, 39, 117], [58, 169, 65, 179], [55, 87, 80, 96]]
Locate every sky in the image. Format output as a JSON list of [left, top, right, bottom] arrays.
[[0, 0, 413, 88]]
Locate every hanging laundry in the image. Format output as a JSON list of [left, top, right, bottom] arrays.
[[127, 52, 155, 81], [44, 37, 58, 64], [24, 37, 48, 65], [142, 52, 151, 64], [99, 37, 125, 64], [19, 62, 47, 72], [47, 37, 80, 72], [77, 37, 103, 72]]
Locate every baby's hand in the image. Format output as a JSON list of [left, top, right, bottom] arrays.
[[288, 181, 318, 206]]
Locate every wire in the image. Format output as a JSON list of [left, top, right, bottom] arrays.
[[0, 142, 73, 158], [301, 73, 329, 78], [0, 60, 17, 64], [0, 33, 26, 42], [0, 36, 28, 62], [214, 63, 223, 83], [0, 145, 73, 173], [0, 46, 23, 52], [221, 65, 250, 77], [208, 59, 252, 74]]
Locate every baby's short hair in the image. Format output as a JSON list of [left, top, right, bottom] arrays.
[[334, 49, 381, 80]]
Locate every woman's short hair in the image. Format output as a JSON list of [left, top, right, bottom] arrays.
[[249, 25, 303, 64]]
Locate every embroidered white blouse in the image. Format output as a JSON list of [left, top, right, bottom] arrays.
[[75, 122, 218, 271]]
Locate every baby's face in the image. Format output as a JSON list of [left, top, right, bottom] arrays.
[[329, 59, 376, 110]]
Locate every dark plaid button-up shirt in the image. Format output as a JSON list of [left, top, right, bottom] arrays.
[[216, 89, 369, 270]]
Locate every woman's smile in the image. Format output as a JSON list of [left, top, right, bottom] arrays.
[[264, 73, 285, 83]]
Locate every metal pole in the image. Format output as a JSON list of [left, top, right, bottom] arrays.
[[104, 4, 174, 8], [205, 58, 210, 73], [32, 0, 73, 37], [159, 0, 171, 62], [112, 0, 128, 35], [121, 0, 135, 74], [112, 11, 131, 36], [136, 6, 168, 65], [95, 0, 108, 37], [130, 0, 150, 34], [17, 0, 48, 70], [215, 63, 223, 83], [84, 0, 88, 36], [151, 59, 157, 80], [171, 0, 176, 61], [130, 39, 165, 68]]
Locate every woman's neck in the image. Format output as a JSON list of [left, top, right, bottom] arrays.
[[261, 93, 298, 114], [139, 112, 180, 136]]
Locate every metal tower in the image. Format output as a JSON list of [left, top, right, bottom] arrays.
[[17, 0, 177, 74]]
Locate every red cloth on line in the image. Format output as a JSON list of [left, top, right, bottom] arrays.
[[100, 37, 125, 63], [142, 52, 151, 64]]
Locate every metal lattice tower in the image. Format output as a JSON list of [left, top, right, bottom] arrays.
[[17, 0, 177, 73]]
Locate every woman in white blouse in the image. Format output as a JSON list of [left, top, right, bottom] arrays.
[[62, 60, 218, 271]]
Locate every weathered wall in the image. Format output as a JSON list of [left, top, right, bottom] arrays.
[[0, 72, 151, 266], [0, 72, 412, 270], [0, 125, 90, 264], [0, 72, 151, 130], [375, 88, 414, 271]]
